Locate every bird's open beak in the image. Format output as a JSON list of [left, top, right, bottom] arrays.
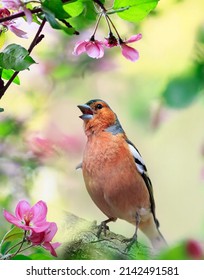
[[77, 104, 93, 120]]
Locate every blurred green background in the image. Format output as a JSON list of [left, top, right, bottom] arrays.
[[0, 0, 204, 256]]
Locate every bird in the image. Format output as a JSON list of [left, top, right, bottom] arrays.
[[77, 99, 167, 250]]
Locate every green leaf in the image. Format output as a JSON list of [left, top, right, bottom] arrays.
[[42, 0, 70, 19], [163, 75, 201, 108], [43, 8, 62, 29], [12, 255, 32, 260], [0, 44, 36, 71], [113, 0, 159, 22], [43, 8, 76, 35], [64, 1, 84, 17], [1, 69, 20, 85], [67, 0, 97, 30], [1, 227, 24, 246], [29, 253, 54, 260], [0, 117, 23, 138], [0, 108, 4, 112]]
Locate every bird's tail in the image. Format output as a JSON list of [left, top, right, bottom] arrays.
[[139, 214, 167, 251], [150, 228, 168, 251]]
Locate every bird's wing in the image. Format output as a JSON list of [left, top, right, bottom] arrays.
[[76, 162, 82, 170], [126, 139, 159, 227]]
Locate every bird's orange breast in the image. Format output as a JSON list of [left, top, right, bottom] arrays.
[[82, 132, 151, 223]]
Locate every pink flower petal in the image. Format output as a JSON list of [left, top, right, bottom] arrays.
[[3, 210, 22, 226], [43, 242, 58, 257], [28, 231, 45, 245], [32, 221, 50, 233], [31, 200, 47, 224], [15, 200, 31, 221], [73, 41, 87, 56], [44, 222, 58, 242], [121, 44, 139, 62], [85, 41, 104, 59], [3, 209, 32, 231], [8, 24, 28, 38], [126, 33, 142, 43], [85, 42, 100, 58], [23, 8, 32, 24], [2, 0, 21, 10]]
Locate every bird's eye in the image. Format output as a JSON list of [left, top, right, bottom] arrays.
[[96, 104, 103, 110]]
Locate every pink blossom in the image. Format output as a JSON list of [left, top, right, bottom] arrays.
[[8, 24, 27, 38], [104, 33, 118, 48], [28, 136, 55, 159], [28, 222, 61, 257], [0, 7, 10, 18], [2, 0, 32, 24], [186, 239, 203, 259], [73, 39, 104, 59], [0, 8, 27, 38], [2, 0, 21, 10], [121, 44, 139, 62], [3, 200, 50, 233], [120, 33, 142, 62]]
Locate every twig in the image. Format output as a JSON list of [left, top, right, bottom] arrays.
[[0, 0, 75, 24], [28, 17, 46, 54], [0, 8, 42, 24], [0, 18, 46, 100], [93, 0, 107, 12]]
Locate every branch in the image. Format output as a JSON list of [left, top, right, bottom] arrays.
[[0, 1, 75, 24], [0, 8, 42, 24], [0, 18, 46, 100], [59, 212, 154, 260]]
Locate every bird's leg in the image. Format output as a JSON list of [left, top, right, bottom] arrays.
[[97, 217, 115, 238], [122, 212, 141, 251]]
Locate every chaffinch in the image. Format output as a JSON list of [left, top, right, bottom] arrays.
[[77, 99, 167, 250]]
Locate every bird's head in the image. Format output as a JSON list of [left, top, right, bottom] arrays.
[[78, 99, 120, 135]]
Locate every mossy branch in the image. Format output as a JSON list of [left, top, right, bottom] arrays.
[[59, 212, 154, 260]]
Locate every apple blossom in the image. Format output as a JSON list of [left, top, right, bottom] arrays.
[[0, 8, 27, 38], [73, 39, 104, 59], [28, 222, 61, 257], [104, 33, 118, 48], [119, 33, 142, 62], [3, 200, 50, 232], [2, 0, 32, 24]]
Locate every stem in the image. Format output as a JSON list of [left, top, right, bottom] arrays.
[[92, 0, 122, 41], [106, 15, 122, 41], [0, 18, 46, 100], [4, 230, 27, 259], [18, 244, 34, 253], [4, 240, 25, 255], [90, 13, 103, 40], [104, 14, 112, 34], [28, 17, 46, 54], [93, 0, 107, 12], [10, 231, 27, 258]]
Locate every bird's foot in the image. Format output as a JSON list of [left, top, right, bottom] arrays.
[[122, 233, 138, 251], [97, 221, 110, 238]]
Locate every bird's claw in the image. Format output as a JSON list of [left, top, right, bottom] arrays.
[[122, 234, 138, 251], [97, 222, 110, 238]]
